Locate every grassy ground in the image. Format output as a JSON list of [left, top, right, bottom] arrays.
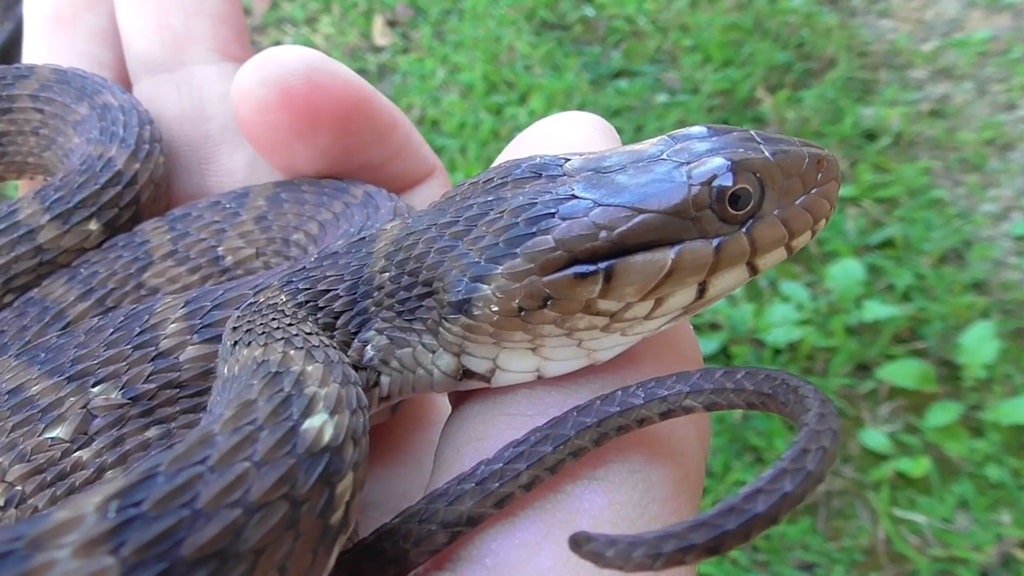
[[251, 0, 1022, 574]]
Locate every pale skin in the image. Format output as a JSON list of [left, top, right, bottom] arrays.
[[22, 1, 709, 574]]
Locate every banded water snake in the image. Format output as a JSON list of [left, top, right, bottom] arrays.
[[0, 63, 841, 574]]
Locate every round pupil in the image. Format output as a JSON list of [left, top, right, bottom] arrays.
[[726, 186, 753, 212]]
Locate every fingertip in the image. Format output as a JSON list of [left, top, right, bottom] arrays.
[[232, 45, 361, 174], [232, 45, 448, 206], [493, 111, 622, 165]]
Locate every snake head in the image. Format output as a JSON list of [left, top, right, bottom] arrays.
[[528, 124, 841, 298], [360, 125, 840, 395], [427, 125, 840, 387]]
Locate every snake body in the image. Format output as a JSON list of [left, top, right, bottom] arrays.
[[0, 63, 841, 574]]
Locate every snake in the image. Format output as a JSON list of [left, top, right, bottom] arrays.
[[0, 63, 841, 575]]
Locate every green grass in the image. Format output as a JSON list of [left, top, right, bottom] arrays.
[[251, 0, 1023, 574], [255, 0, 1024, 572]]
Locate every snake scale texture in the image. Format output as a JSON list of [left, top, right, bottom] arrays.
[[0, 63, 841, 575]]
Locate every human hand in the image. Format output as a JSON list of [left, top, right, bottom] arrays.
[[23, 1, 708, 574]]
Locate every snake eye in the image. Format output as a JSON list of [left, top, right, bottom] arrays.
[[711, 172, 763, 225], [726, 186, 753, 212]]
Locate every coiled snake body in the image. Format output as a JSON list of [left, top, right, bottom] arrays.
[[0, 64, 841, 574]]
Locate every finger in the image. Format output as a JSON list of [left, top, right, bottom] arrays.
[[358, 395, 450, 532], [493, 110, 623, 163], [112, 0, 252, 77], [21, 0, 129, 85], [111, 0, 271, 208], [233, 45, 450, 208], [425, 112, 708, 576]]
